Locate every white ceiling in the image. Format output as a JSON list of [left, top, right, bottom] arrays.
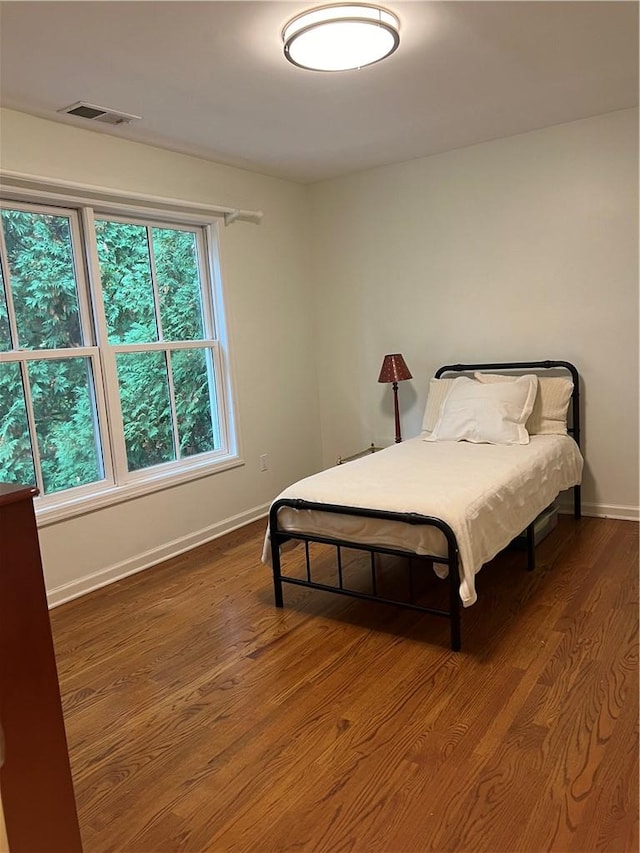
[[0, 1, 637, 183]]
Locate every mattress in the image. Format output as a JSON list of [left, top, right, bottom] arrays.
[[263, 435, 583, 607]]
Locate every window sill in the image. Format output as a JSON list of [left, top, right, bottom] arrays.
[[35, 454, 244, 527]]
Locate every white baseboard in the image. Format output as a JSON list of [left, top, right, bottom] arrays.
[[47, 502, 270, 609], [48, 497, 637, 609], [558, 500, 639, 522]]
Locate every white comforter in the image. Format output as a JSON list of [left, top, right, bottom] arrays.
[[262, 435, 583, 607]]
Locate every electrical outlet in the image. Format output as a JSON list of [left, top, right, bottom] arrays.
[[259, 453, 268, 472]]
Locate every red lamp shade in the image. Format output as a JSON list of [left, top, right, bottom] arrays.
[[378, 353, 412, 383]]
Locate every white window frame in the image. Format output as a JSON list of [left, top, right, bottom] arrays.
[[0, 194, 241, 526]]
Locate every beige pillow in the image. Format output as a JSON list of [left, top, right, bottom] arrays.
[[474, 372, 573, 435], [421, 378, 457, 434]]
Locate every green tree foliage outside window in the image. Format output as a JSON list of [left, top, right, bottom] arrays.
[[0, 361, 36, 487], [0, 209, 102, 492], [96, 220, 218, 472], [0, 205, 222, 498]]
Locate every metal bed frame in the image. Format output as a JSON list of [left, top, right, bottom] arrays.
[[269, 360, 581, 651]]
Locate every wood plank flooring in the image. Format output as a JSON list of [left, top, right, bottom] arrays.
[[49, 515, 639, 852]]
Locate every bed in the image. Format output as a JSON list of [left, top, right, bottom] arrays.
[[263, 360, 584, 650]]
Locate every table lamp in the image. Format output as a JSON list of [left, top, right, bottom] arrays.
[[378, 353, 412, 443]]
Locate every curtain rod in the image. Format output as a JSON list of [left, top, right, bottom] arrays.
[[0, 170, 264, 226]]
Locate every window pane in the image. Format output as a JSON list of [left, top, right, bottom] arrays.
[[171, 348, 218, 457], [152, 228, 204, 341], [1, 209, 82, 349], [0, 361, 36, 486], [0, 265, 11, 351], [95, 220, 158, 344], [28, 358, 104, 494], [116, 351, 175, 471]]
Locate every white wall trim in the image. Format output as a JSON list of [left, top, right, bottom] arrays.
[[36, 456, 244, 527], [48, 497, 637, 609], [47, 502, 270, 608], [558, 501, 639, 522], [0, 169, 263, 225]]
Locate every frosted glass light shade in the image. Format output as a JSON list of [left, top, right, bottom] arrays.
[[283, 4, 400, 72]]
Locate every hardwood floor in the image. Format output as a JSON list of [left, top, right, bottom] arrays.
[[49, 515, 639, 853]]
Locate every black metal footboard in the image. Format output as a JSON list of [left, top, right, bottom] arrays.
[[268, 498, 462, 651]]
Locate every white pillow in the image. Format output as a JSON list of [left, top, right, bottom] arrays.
[[425, 375, 538, 445], [421, 377, 457, 434], [474, 372, 573, 435]]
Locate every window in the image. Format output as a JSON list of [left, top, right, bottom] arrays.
[[0, 199, 237, 521]]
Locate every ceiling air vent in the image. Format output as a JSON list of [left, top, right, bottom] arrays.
[[58, 101, 142, 126]]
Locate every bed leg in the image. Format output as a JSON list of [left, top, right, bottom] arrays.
[[526, 523, 535, 571], [450, 617, 461, 652], [449, 555, 461, 652], [271, 538, 284, 608], [574, 484, 582, 520]]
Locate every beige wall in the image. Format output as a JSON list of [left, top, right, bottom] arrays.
[[0, 108, 323, 601], [308, 108, 639, 518], [0, 106, 637, 603]]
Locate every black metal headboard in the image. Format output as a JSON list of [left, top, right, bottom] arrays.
[[434, 360, 580, 449]]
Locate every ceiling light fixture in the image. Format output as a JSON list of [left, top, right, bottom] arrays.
[[283, 4, 400, 72]]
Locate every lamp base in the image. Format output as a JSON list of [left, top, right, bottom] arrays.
[[393, 382, 402, 443]]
